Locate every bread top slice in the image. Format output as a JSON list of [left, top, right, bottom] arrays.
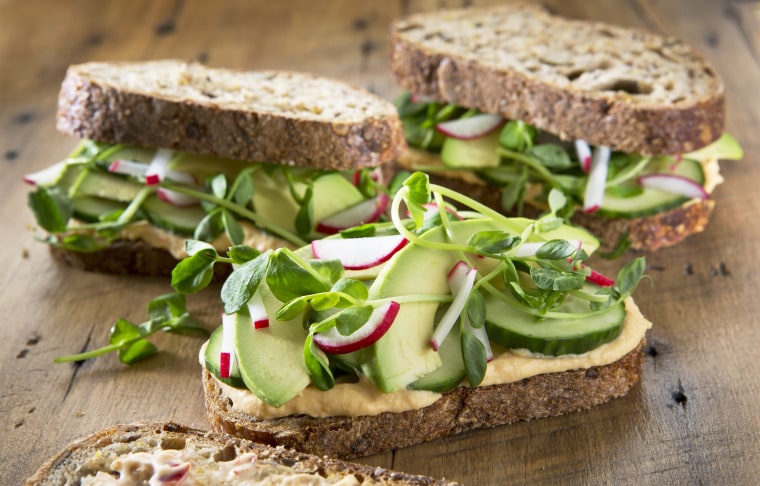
[[57, 60, 406, 169], [391, 4, 725, 155], [25, 422, 456, 485]]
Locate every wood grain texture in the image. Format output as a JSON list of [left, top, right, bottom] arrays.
[[1, 0, 759, 484]]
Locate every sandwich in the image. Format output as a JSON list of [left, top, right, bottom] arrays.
[[25, 422, 456, 485], [24, 60, 406, 275], [390, 4, 743, 253], [180, 171, 651, 458]]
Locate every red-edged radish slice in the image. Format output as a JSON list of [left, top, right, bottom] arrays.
[[145, 149, 195, 186], [311, 234, 407, 270], [638, 173, 709, 200], [313, 301, 400, 354], [575, 140, 592, 173], [315, 192, 389, 234], [513, 240, 582, 258], [586, 268, 615, 287], [246, 291, 270, 330], [436, 114, 505, 140], [351, 166, 384, 186], [220, 313, 238, 379], [108, 159, 149, 178], [431, 261, 477, 351], [157, 187, 200, 207], [23, 161, 67, 186], [583, 145, 611, 213]]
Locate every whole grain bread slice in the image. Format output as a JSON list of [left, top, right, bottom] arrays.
[[57, 60, 406, 169], [391, 4, 725, 155], [203, 340, 644, 459], [25, 422, 456, 485]]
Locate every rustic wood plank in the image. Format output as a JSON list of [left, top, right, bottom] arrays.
[[1, 0, 759, 484]]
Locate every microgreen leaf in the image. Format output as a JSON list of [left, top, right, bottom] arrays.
[[28, 186, 72, 233], [275, 298, 308, 321], [221, 251, 270, 314], [118, 339, 158, 364], [530, 267, 585, 291], [500, 166, 528, 213], [499, 120, 537, 152], [339, 224, 377, 238], [185, 240, 217, 257], [336, 305, 373, 336], [266, 249, 329, 303], [60, 233, 103, 252], [462, 329, 487, 387], [303, 335, 334, 391], [228, 245, 260, 264], [536, 240, 578, 260], [468, 231, 520, 257], [311, 293, 341, 311], [171, 251, 217, 294], [547, 188, 567, 214], [232, 169, 255, 206], [403, 172, 431, 227], [194, 209, 224, 242], [147, 293, 187, 322], [209, 173, 228, 199], [528, 144, 573, 169], [309, 259, 344, 285], [331, 278, 368, 303], [222, 209, 244, 245], [616, 256, 646, 297], [466, 290, 486, 329], [295, 186, 313, 235]]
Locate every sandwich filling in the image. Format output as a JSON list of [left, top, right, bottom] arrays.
[[25, 140, 391, 259], [185, 172, 650, 418], [394, 93, 742, 249]]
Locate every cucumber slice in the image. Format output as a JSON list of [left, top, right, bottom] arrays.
[[71, 196, 127, 223], [408, 324, 466, 392], [440, 130, 501, 168], [71, 168, 145, 202], [484, 296, 625, 356], [597, 158, 705, 218], [204, 326, 246, 389], [96, 145, 155, 165], [142, 195, 207, 235]]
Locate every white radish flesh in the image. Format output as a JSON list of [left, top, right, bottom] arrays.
[[638, 173, 709, 200], [583, 145, 611, 213], [436, 114, 505, 140], [311, 234, 407, 270], [313, 301, 400, 354], [431, 261, 477, 350]]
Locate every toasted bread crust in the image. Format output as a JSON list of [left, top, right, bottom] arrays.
[[26, 422, 455, 485], [203, 340, 644, 459], [57, 60, 406, 169], [391, 4, 725, 155]]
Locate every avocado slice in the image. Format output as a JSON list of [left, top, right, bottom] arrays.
[[233, 282, 311, 407]]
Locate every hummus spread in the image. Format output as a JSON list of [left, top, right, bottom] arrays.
[[210, 297, 651, 419], [81, 449, 361, 485]]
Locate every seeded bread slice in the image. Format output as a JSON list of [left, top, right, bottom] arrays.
[[57, 60, 406, 169], [391, 4, 725, 155], [203, 340, 644, 459], [25, 422, 456, 485]]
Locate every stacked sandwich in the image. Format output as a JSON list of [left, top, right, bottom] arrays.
[[391, 3, 742, 253]]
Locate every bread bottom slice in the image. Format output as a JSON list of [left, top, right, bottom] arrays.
[[203, 340, 644, 459], [25, 422, 455, 485], [50, 239, 179, 276]]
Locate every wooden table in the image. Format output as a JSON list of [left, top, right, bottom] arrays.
[[2, 0, 759, 483]]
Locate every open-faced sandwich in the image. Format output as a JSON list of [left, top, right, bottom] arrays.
[[390, 4, 742, 253], [25, 422, 456, 485], [24, 60, 405, 275], [176, 172, 650, 458]]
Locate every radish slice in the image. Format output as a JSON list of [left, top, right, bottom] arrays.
[[311, 234, 407, 270], [145, 149, 195, 186], [638, 173, 709, 200], [513, 240, 582, 258], [315, 193, 389, 234], [108, 159, 149, 178], [220, 313, 238, 379], [313, 301, 400, 354], [575, 140, 592, 173], [351, 167, 384, 186], [583, 145, 611, 213], [247, 291, 270, 330], [436, 114, 505, 140], [23, 161, 68, 186], [411, 93, 435, 103], [446, 262, 493, 361], [157, 187, 200, 207], [586, 268, 615, 287], [431, 261, 477, 351]]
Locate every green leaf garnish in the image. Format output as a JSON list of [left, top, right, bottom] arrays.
[[221, 251, 271, 314]]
